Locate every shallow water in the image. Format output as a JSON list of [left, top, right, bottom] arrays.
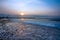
[[12, 18, 60, 28], [0, 18, 60, 40]]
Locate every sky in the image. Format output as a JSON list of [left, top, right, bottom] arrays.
[[0, 0, 60, 16]]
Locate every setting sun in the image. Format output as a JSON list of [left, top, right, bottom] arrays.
[[20, 12, 24, 16]]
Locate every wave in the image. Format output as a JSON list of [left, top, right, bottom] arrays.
[[22, 19, 60, 28]]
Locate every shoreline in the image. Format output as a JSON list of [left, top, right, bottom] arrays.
[[0, 21, 60, 40]]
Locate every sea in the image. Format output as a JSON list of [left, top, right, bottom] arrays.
[[0, 15, 60, 40]]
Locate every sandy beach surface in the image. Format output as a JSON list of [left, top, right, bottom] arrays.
[[0, 20, 60, 40]]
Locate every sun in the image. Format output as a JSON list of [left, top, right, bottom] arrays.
[[20, 12, 24, 16]]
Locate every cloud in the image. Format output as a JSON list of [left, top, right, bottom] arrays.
[[1, 0, 45, 8]]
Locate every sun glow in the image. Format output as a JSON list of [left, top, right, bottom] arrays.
[[20, 12, 24, 16]]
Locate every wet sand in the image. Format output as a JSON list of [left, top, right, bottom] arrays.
[[0, 21, 60, 40]]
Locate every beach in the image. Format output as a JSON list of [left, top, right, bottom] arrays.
[[0, 19, 60, 40]]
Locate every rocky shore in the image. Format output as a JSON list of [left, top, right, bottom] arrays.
[[0, 20, 60, 40]]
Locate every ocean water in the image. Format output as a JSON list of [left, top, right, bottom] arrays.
[[0, 18, 60, 40], [12, 18, 60, 28]]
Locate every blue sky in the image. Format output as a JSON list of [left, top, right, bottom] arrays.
[[0, 0, 60, 15]]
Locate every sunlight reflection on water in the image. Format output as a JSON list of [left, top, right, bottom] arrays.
[[20, 18, 25, 21]]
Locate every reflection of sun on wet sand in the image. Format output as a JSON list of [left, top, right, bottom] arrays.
[[0, 19, 60, 40]]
